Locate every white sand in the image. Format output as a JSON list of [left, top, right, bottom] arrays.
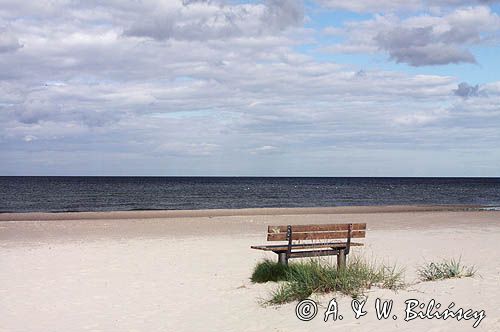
[[0, 207, 499, 332]]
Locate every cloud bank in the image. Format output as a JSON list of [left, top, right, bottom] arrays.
[[0, 0, 499, 175]]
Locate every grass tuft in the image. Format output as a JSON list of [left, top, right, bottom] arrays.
[[251, 259, 291, 283], [417, 258, 476, 281], [251, 257, 405, 304]]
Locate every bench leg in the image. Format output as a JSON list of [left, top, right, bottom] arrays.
[[278, 252, 288, 266], [337, 249, 346, 270]]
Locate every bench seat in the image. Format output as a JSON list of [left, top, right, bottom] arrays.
[[251, 242, 363, 252]]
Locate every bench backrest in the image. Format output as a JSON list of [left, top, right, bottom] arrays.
[[267, 223, 366, 242]]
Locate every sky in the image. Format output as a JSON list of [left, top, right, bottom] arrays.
[[1, 0, 500, 176]]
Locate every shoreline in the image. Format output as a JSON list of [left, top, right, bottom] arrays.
[[0, 204, 482, 221]]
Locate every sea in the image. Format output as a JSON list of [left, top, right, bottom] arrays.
[[1, 176, 500, 213]]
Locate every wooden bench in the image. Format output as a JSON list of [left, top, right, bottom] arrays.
[[251, 223, 366, 268]]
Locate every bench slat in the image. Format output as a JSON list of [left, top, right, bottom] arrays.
[[267, 230, 365, 241], [268, 223, 366, 234], [288, 250, 340, 259], [251, 242, 363, 252]]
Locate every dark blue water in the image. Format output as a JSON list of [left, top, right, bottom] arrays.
[[1, 177, 500, 213]]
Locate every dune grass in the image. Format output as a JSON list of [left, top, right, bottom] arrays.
[[417, 258, 476, 281], [251, 257, 405, 304], [251, 259, 291, 283]]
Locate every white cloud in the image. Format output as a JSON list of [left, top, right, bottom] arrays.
[[23, 135, 37, 142], [315, 0, 500, 13], [316, 0, 419, 13], [250, 145, 281, 154], [0, 29, 22, 53], [393, 109, 449, 125], [157, 142, 220, 156], [121, 0, 304, 41], [322, 6, 500, 66]]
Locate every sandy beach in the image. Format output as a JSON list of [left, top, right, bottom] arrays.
[[1, 206, 499, 331]]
